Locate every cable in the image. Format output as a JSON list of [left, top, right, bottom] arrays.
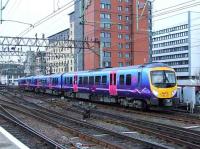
[[153, 2, 200, 18], [1, 0, 10, 10], [18, 0, 77, 37], [18, 0, 199, 37], [2, 19, 33, 27], [16, 0, 200, 38], [153, 0, 196, 14]]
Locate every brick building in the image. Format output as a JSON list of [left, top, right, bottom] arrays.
[[83, 0, 152, 70]]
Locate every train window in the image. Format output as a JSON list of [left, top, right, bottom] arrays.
[[67, 77, 70, 84], [83, 77, 88, 84], [138, 72, 141, 86], [74, 76, 77, 84], [64, 77, 67, 84], [52, 79, 54, 85], [79, 77, 83, 85], [53, 78, 58, 85], [102, 76, 107, 85], [114, 74, 116, 85], [126, 74, 131, 85], [56, 78, 57, 85], [89, 76, 94, 85], [119, 75, 124, 85], [69, 77, 73, 84], [110, 74, 112, 85], [95, 76, 101, 85]]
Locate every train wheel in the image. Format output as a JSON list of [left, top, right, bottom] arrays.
[[142, 101, 149, 111]]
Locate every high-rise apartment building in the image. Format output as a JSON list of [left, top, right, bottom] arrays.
[[82, 0, 152, 70]]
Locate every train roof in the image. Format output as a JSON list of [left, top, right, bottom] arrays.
[[49, 73, 63, 77], [63, 63, 169, 74]]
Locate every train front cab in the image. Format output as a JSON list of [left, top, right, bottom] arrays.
[[149, 67, 177, 107]]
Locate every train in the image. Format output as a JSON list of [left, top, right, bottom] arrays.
[[18, 63, 177, 110]]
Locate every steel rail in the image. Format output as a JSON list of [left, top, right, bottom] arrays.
[[0, 105, 66, 149], [0, 96, 168, 149]]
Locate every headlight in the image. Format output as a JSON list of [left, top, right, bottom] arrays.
[[172, 90, 177, 96], [152, 90, 158, 96]]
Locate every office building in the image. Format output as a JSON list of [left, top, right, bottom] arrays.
[[46, 29, 74, 74], [152, 11, 200, 85]]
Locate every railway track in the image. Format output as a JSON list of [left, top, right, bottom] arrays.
[[0, 92, 167, 149], [0, 105, 65, 149], [50, 101, 200, 149], [90, 108, 200, 149], [4, 90, 200, 148], [14, 92, 200, 149], [20, 90, 200, 125], [96, 104, 200, 124]]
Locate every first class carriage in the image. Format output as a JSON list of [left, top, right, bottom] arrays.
[[18, 63, 177, 110]]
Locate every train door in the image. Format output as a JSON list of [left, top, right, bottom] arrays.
[[73, 75, 78, 92], [109, 72, 117, 96], [49, 77, 52, 89]]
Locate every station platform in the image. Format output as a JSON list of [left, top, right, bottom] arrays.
[[0, 127, 29, 149]]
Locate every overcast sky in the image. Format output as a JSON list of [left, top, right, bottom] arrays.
[[0, 0, 200, 37], [0, 0, 74, 37], [153, 0, 200, 30]]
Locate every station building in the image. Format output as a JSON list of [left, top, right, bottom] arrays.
[[152, 11, 200, 86], [82, 0, 152, 70]]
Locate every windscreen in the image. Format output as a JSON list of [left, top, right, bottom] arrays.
[[151, 70, 176, 88]]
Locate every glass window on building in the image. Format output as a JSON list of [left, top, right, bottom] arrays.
[[125, 7, 129, 12], [118, 62, 123, 67], [118, 52, 122, 58], [100, 23, 111, 29], [100, 13, 104, 18], [103, 61, 111, 67], [125, 34, 130, 40], [105, 14, 111, 19], [118, 15, 122, 20], [104, 51, 111, 57], [100, 13, 110, 19], [105, 32, 111, 38], [118, 43, 123, 49], [126, 62, 130, 66], [125, 43, 130, 49], [101, 42, 111, 48], [100, 32, 105, 38], [125, 53, 130, 58], [118, 6, 122, 11], [118, 24, 122, 30], [125, 16, 130, 21], [125, 25, 129, 30], [118, 34, 122, 39], [101, 3, 111, 9], [101, 3, 105, 9]]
